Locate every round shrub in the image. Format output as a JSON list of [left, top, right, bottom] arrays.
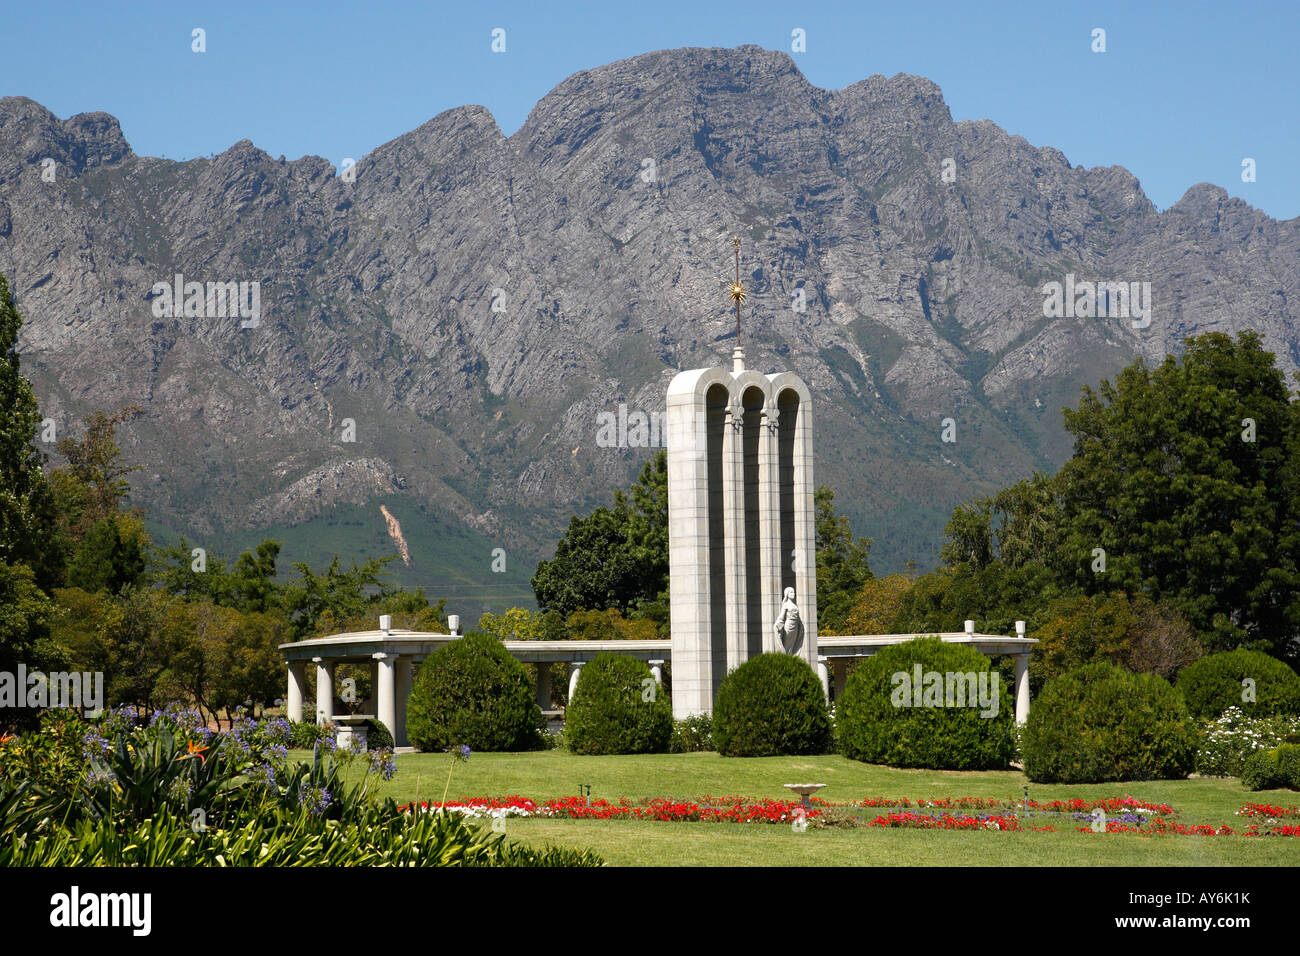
[[837, 637, 1014, 770], [405, 633, 546, 752], [366, 719, 394, 751], [712, 654, 831, 757], [1175, 650, 1300, 719], [565, 654, 672, 755], [1022, 662, 1197, 783]]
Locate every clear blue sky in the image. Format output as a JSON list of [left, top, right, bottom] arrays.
[[3, 0, 1297, 219]]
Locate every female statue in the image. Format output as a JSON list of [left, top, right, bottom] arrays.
[[774, 587, 803, 654]]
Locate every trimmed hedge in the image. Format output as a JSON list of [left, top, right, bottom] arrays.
[[712, 654, 831, 757], [1241, 744, 1300, 791], [837, 637, 1015, 770], [1175, 649, 1300, 719], [565, 654, 672, 755], [405, 633, 546, 752], [1023, 662, 1198, 783], [366, 719, 394, 751]]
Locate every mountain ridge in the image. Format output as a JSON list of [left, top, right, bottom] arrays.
[[1, 45, 1296, 611]]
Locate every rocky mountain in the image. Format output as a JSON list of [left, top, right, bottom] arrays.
[[2, 45, 1297, 611]]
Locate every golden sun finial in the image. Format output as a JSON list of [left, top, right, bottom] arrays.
[[729, 236, 746, 338]]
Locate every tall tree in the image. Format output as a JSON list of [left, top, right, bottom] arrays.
[[1056, 331, 1299, 654], [532, 451, 669, 617], [0, 273, 59, 588], [814, 485, 874, 633]]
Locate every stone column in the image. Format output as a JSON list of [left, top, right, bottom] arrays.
[[568, 662, 584, 704], [816, 655, 830, 704], [648, 659, 664, 685], [832, 658, 848, 700], [374, 654, 396, 740], [1014, 654, 1031, 725], [793, 398, 818, 670], [667, 372, 719, 719], [535, 662, 553, 710], [722, 396, 747, 674], [286, 660, 306, 722], [395, 657, 412, 747], [313, 657, 334, 726], [759, 403, 782, 652]]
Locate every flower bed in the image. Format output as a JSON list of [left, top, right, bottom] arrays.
[[399, 794, 1300, 838]]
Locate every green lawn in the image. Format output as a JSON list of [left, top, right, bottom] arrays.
[[319, 750, 1300, 866]]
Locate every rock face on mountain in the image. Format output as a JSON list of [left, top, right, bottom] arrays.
[[2, 45, 1297, 599]]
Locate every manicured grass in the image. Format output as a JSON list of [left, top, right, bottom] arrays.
[[316, 749, 1300, 866]]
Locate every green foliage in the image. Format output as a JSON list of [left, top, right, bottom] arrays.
[[1056, 331, 1300, 654], [1022, 662, 1198, 783], [0, 273, 59, 589], [405, 633, 546, 752], [712, 653, 831, 757], [837, 637, 1014, 770], [282, 553, 396, 640], [543, 500, 648, 611], [66, 515, 147, 594], [367, 719, 394, 751], [1240, 744, 1300, 792], [669, 714, 714, 753], [0, 560, 57, 684], [834, 573, 913, 636], [0, 803, 603, 867], [814, 485, 874, 633], [909, 332, 1300, 662], [1031, 592, 1203, 694], [289, 719, 329, 750], [565, 654, 671, 755], [531, 453, 667, 617], [1176, 649, 1300, 719], [894, 560, 1064, 638]]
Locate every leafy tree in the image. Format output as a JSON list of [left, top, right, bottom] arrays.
[[52, 405, 142, 535], [1056, 331, 1299, 654], [65, 514, 148, 594], [477, 607, 544, 641], [532, 452, 669, 617], [227, 539, 281, 613], [0, 561, 56, 674], [153, 534, 232, 603], [531, 503, 645, 617], [283, 554, 395, 640], [93, 587, 175, 710], [814, 485, 874, 632], [835, 573, 914, 635], [0, 273, 59, 588], [564, 608, 657, 641]]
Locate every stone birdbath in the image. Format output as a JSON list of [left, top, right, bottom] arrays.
[[783, 783, 826, 812]]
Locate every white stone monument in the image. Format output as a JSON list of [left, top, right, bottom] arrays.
[[666, 238, 818, 719]]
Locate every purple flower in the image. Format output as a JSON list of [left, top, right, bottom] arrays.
[[298, 785, 332, 815], [368, 748, 397, 780]]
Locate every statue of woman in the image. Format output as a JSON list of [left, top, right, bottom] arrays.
[[774, 587, 803, 654]]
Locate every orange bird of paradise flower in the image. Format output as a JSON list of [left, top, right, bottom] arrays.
[[180, 740, 209, 764]]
